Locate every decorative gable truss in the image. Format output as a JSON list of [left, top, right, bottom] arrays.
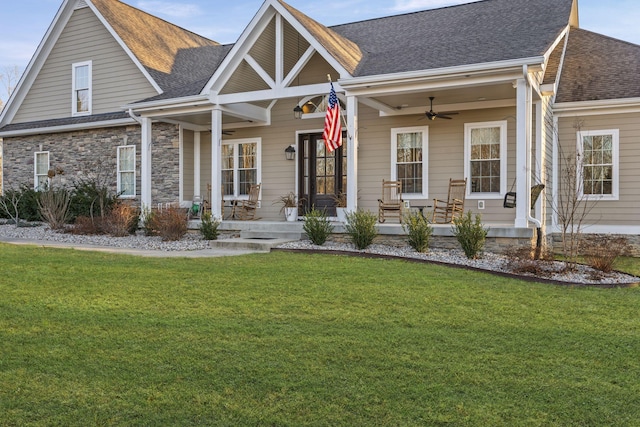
[[205, 0, 360, 125]]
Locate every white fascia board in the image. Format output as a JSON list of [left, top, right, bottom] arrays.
[[380, 99, 516, 117], [86, 0, 163, 94], [340, 57, 545, 93], [213, 82, 341, 105], [0, 118, 137, 138], [0, 1, 71, 125], [219, 103, 270, 123], [554, 98, 640, 116], [125, 95, 211, 113]]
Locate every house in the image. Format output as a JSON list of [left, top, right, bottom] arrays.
[[1, 0, 640, 252]]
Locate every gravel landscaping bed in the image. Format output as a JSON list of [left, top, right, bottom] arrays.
[[1, 223, 638, 286]]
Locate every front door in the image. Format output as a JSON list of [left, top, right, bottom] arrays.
[[298, 132, 347, 216]]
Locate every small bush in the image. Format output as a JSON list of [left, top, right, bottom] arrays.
[[303, 208, 334, 245], [69, 180, 118, 221], [452, 211, 488, 259], [345, 210, 378, 250], [199, 212, 220, 240], [0, 185, 41, 222], [582, 235, 630, 273], [37, 188, 71, 230], [504, 246, 553, 277], [154, 206, 188, 241], [402, 211, 432, 253], [141, 208, 158, 236], [69, 216, 107, 235], [105, 203, 139, 237]]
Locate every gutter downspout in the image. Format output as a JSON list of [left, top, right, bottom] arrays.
[[523, 66, 543, 257], [128, 108, 143, 125]]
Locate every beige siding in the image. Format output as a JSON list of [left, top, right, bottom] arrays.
[[182, 130, 194, 201], [557, 112, 640, 226], [13, 7, 157, 124], [219, 100, 521, 223]]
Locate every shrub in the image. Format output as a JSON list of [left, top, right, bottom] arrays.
[[402, 211, 433, 253], [105, 203, 139, 237], [154, 206, 188, 241], [452, 211, 488, 259], [69, 180, 118, 221], [582, 235, 630, 273], [303, 208, 334, 245], [141, 208, 158, 236], [345, 209, 378, 250], [0, 185, 41, 222], [199, 212, 220, 240], [69, 215, 107, 235], [37, 188, 72, 230]]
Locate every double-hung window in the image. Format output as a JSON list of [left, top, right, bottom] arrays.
[[72, 61, 92, 116], [221, 139, 261, 198], [578, 129, 619, 200], [117, 145, 136, 198], [464, 121, 507, 198], [34, 151, 50, 191], [391, 126, 428, 198]]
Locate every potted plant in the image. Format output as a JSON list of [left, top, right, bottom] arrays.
[[332, 192, 347, 222], [274, 192, 298, 221]]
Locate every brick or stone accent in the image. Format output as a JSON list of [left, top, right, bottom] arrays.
[[2, 123, 180, 207]]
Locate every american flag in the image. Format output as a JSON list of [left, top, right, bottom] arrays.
[[323, 82, 342, 152]]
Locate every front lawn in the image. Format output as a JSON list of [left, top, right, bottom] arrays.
[[1, 244, 638, 426]]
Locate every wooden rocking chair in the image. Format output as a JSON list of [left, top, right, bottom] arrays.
[[378, 180, 403, 223], [231, 183, 261, 220], [432, 178, 467, 224]]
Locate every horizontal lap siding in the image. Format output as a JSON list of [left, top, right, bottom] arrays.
[[13, 7, 157, 123], [557, 112, 640, 226]]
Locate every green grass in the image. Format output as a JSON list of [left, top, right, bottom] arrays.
[[1, 244, 639, 426]]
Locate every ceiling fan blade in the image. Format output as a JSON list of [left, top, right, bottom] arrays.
[[439, 111, 459, 116], [437, 115, 453, 120]]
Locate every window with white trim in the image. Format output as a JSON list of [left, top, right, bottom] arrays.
[[464, 121, 507, 198], [391, 126, 428, 197], [117, 145, 136, 197], [578, 129, 619, 200], [72, 61, 92, 116], [221, 138, 261, 198], [34, 151, 50, 191]]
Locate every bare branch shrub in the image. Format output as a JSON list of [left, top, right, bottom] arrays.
[[153, 206, 187, 241], [105, 203, 139, 237], [69, 216, 107, 235], [582, 235, 630, 273], [37, 188, 71, 230], [0, 186, 24, 227]]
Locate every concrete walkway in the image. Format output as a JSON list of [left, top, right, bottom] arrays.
[[0, 236, 277, 258]]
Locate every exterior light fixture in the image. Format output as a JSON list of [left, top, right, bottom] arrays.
[[285, 145, 296, 160], [293, 105, 303, 119]]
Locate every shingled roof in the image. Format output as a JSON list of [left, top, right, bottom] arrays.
[[556, 27, 640, 103], [331, 0, 573, 77], [91, 0, 229, 92]]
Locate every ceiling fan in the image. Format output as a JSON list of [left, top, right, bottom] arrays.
[[425, 97, 459, 120]]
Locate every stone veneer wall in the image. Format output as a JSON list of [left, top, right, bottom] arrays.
[[2, 122, 180, 206]]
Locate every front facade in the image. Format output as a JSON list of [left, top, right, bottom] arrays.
[[2, 0, 640, 248]]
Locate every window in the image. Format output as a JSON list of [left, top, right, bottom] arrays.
[[221, 139, 261, 198], [578, 129, 619, 200], [117, 145, 136, 197], [72, 61, 92, 116], [391, 126, 428, 197], [34, 151, 50, 191], [464, 121, 507, 198]]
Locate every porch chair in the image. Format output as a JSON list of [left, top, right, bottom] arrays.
[[230, 183, 261, 220], [378, 180, 403, 223], [432, 178, 467, 224]]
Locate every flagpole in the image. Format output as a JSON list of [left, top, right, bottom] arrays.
[[326, 74, 352, 141]]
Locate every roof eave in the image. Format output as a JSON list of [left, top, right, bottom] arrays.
[[0, 117, 137, 138], [340, 57, 546, 91], [554, 97, 640, 116], [125, 94, 211, 113]]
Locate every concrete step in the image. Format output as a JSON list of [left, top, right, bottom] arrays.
[[240, 230, 303, 240], [207, 237, 295, 252]]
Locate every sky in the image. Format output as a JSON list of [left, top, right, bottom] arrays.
[[1, 0, 640, 104]]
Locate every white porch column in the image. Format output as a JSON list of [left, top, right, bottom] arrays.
[[210, 109, 223, 218], [140, 117, 152, 210], [535, 100, 545, 225], [346, 95, 358, 212], [193, 131, 201, 198], [514, 78, 529, 228]]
